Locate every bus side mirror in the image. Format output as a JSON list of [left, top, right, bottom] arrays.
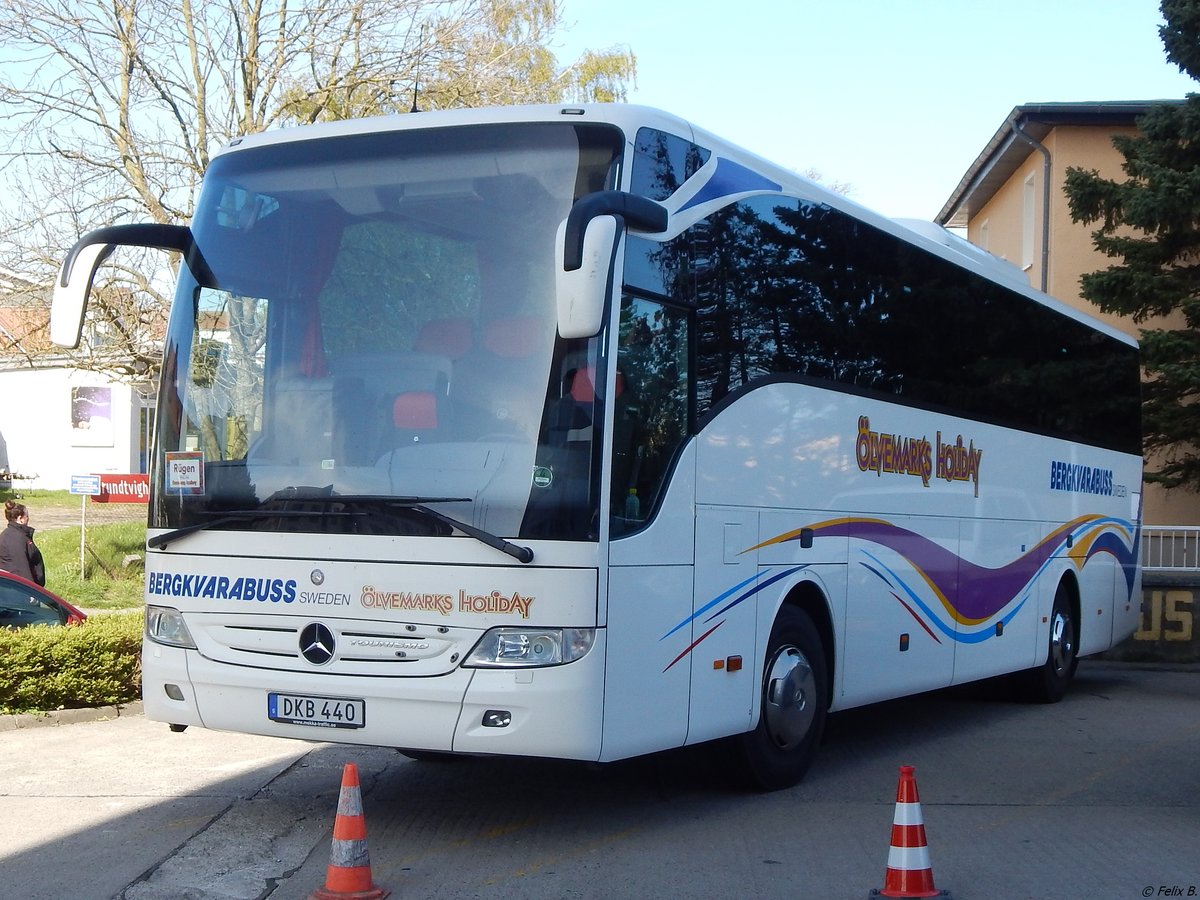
[[51, 223, 204, 349], [556, 192, 667, 340], [556, 214, 618, 339], [51, 241, 113, 349]]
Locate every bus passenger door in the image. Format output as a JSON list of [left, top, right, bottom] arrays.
[[602, 291, 698, 760], [687, 508, 759, 746]]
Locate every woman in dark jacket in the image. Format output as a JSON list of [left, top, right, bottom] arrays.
[[0, 500, 45, 586]]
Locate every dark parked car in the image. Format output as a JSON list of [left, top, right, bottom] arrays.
[[0, 571, 87, 629]]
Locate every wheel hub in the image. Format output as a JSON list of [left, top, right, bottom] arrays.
[[764, 645, 817, 749], [1049, 609, 1075, 675]]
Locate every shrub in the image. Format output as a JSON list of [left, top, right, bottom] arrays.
[[0, 612, 143, 713]]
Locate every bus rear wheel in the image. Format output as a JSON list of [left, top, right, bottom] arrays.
[[736, 606, 828, 791]]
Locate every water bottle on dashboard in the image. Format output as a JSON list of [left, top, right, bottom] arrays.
[[624, 488, 640, 519]]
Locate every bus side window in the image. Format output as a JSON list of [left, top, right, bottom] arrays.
[[614, 295, 689, 535]]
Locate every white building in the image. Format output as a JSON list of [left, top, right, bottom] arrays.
[[2, 267, 155, 491], [0, 356, 154, 491]]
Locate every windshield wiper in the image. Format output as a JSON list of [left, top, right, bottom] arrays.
[[148, 487, 469, 550], [149, 492, 535, 564], [330, 494, 534, 564], [405, 503, 535, 564], [147, 508, 336, 550]]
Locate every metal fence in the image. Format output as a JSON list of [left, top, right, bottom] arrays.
[[1141, 525, 1200, 572]]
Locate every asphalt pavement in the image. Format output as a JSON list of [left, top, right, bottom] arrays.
[[0, 706, 317, 900], [2, 660, 1198, 900]]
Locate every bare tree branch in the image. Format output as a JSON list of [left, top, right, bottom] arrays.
[[0, 0, 636, 380]]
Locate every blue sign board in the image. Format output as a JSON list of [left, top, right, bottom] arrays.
[[69, 474, 102, 496]]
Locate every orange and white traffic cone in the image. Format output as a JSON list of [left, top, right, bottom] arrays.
[[869, 765, 951, 899], [309, 763, 390, 900]]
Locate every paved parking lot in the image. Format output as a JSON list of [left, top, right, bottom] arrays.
[[2, 660, 1198, 900]]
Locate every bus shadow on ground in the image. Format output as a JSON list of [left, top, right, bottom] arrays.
[[369, 659, 1135, 807]]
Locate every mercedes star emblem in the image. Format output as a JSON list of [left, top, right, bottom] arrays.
[[299, 622, 336, 665]]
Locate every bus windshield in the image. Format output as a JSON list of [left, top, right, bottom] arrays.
[[151, 121, 624, 542]]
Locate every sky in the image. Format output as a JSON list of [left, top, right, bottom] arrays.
[[551, 0, 1197, 220]]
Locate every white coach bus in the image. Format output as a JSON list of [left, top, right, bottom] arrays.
[[52, 105, 1142, 789]]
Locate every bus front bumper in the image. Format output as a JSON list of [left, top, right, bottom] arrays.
[[141, 630, 606, 760]]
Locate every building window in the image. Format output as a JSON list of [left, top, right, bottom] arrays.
[[1021, 174, 1036, 271]]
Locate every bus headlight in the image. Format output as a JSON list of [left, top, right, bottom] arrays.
[[145, 605, 197, 649], [463, 627, 595, 668]]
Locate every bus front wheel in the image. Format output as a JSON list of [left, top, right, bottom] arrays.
[[736, 606, 828, 791], [1020, 581, 1078, 703], [398, 749, 460, 763]]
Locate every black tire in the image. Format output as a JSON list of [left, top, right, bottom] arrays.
[[1021, 581, 1078, 703], [735, 606, 828, 791], [397, 749, 459, 763]]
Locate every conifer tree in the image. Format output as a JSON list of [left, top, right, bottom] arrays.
[[1064, 0, 1200, 488]]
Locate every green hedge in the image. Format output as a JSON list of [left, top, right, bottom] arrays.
[[0, 612, 143, 714]]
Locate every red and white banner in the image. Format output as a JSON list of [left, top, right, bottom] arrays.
[[90, 473, 150, 504]]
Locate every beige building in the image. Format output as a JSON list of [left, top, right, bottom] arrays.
[[936, 100, 1196, 526]]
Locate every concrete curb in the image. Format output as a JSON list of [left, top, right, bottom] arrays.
[[0, 700, 143, 732]]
